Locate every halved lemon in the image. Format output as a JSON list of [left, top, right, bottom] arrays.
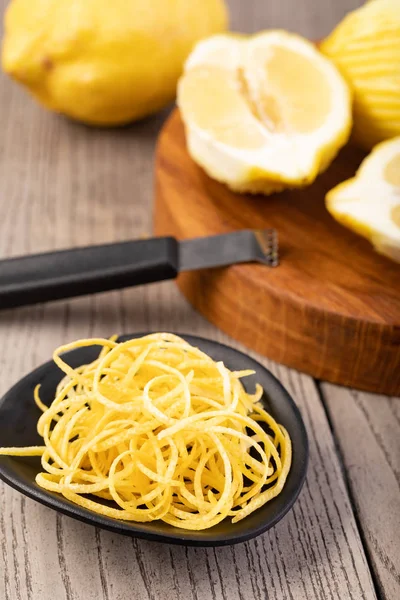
[[177, 31, 352, 194], [326, 137, 400, 263]]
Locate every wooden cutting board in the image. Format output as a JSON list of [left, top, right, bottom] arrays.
[[154, 110, 400, 395]]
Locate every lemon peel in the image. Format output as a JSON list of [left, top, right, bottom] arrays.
[[2, 0, 228, 125], [321, 0, 400, 150]]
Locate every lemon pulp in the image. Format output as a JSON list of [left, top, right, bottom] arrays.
[[384, 155, 400, 187], [244, 46, 332, 134]]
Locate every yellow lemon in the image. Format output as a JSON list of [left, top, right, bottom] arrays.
[[177, 31, 352, 194], [326, 137, 400, 263], [2, 0, 228, 125], [321, 0, 400, 150]]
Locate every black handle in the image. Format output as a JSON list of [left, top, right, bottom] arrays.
[[0, 237, 179, 310]]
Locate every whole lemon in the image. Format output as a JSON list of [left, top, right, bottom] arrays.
[[321, 0, 400, 150], [2, 0, 228, 125]]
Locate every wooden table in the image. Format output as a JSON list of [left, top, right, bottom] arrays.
[[0, 1, 398, 599]]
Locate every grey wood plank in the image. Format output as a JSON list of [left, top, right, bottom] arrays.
[[0, 291, 377, 600], [0, 0, 378, 599], [323, 384, 400, 600]]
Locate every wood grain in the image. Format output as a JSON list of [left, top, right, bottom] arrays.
[[0, 0, 395, 599], [155, 111, 400, 395], [0, 297, 377, 600], [323, 384, 400, 600]]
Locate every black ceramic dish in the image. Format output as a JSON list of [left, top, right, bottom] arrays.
[[0, 333, 308, 546]]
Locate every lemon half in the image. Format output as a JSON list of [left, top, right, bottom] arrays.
[[177, 31, 352, 194], [326, 136, 400, 263]]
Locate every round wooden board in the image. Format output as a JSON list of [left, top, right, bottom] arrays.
[[154, 110, 400, 395]]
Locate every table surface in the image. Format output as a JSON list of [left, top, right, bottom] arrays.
[[0, 1, 399, 599]]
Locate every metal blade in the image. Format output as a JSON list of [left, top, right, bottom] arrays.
[[178, 229, 279, 272]]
